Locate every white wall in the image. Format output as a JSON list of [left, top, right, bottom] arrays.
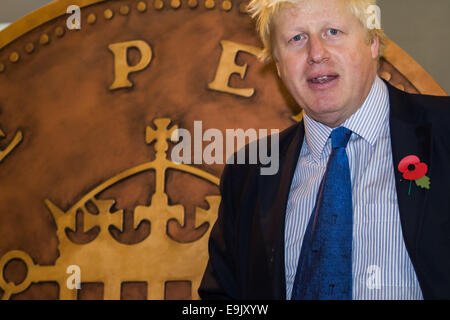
[[0, 23, 10, 31], [378, 0, 450, 94]]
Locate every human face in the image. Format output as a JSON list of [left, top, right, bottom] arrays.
[[272, 0, 379, 128]]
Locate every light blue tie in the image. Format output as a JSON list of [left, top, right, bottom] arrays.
[[291, 126, 353, 300]]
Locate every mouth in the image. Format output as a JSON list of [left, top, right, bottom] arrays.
[[308, 74, 339, 84]]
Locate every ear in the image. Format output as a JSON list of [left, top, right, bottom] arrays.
[[270, 46, 282, 77], [370, 35, 380, 60], [275, 60, 281, 78], [272, 52, 282, 78]]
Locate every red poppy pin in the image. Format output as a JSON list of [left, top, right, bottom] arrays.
[[398, 155, 430, 195]]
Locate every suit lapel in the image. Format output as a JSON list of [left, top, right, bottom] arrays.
[[248, 121, 304, 299], [388, 83, 432, 262]]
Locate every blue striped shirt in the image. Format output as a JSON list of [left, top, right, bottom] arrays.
[[284, 76, 424, 300]]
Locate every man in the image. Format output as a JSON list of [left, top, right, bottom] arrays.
[[199, 0, 450, 299]]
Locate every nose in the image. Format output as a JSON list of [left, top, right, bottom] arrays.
[[308, 35, 329, 65]]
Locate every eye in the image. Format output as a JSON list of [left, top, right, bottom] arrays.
[[290, 34, 304, 42], [326, 28, 341, 36]]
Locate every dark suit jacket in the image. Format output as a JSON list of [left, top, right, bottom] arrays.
[[199, 82, 450, 300]]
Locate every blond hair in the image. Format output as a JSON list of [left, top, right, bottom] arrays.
[[247, 0, 386, 63]]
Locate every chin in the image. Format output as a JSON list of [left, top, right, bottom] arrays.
[[304, 103, 346, 123], [308, 100, 342, 114]]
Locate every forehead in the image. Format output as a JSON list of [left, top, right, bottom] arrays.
[[273, 0, 356, 30]]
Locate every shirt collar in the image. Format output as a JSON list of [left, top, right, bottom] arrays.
[[303, 75, 389, 161]]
